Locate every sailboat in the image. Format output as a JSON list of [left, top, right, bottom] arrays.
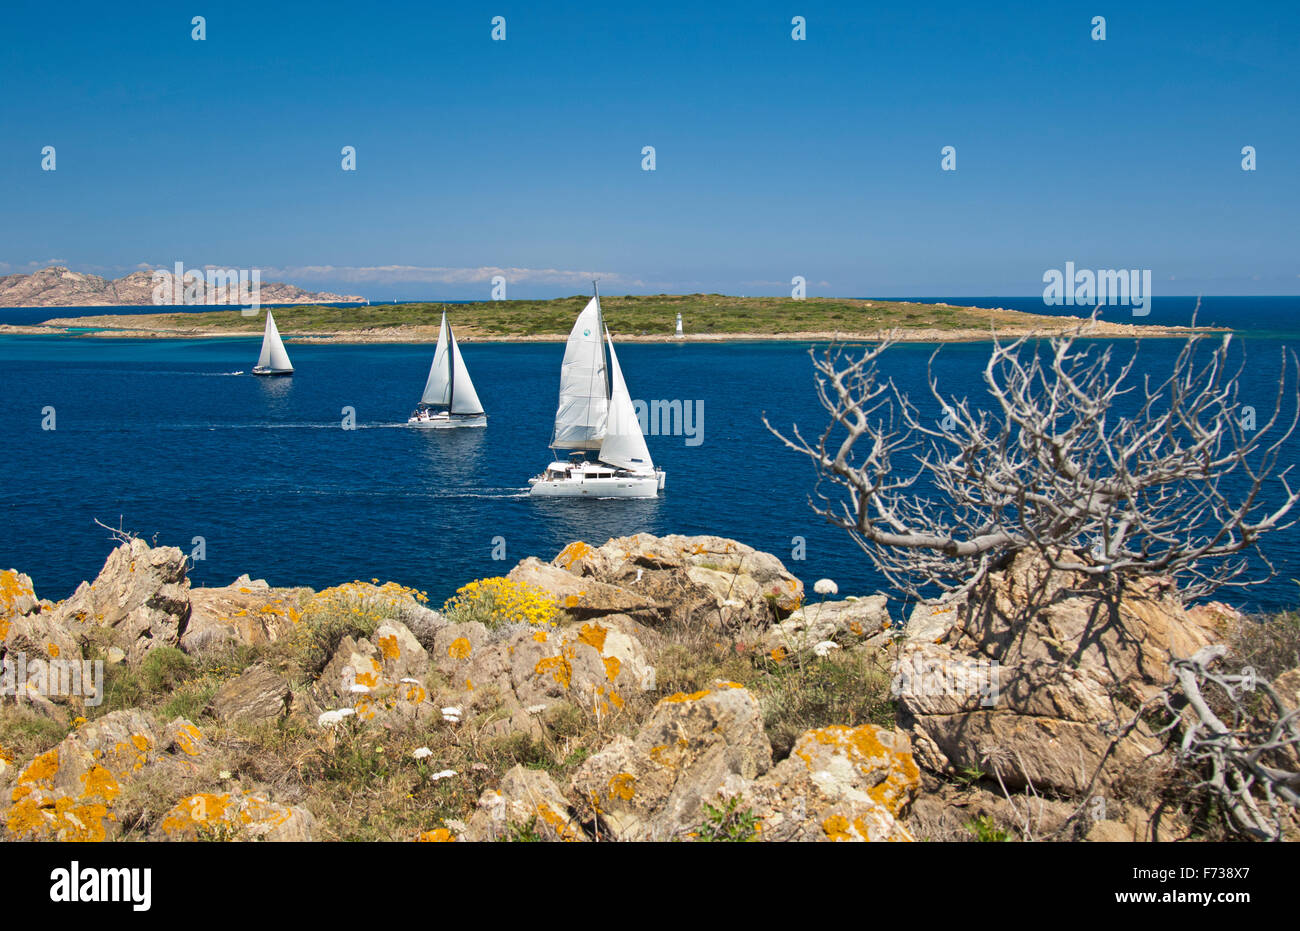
[[251, 310, 293, 376], [529, 284, 664, 498], [408, 311, 486, 427]]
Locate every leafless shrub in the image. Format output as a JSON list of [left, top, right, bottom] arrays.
[[765, 316, 1300, 604], [1157, 645, 1300, 840]]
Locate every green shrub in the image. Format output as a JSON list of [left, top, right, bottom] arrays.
[[693, 795, 760, 842], [140, 647, 195, 692]]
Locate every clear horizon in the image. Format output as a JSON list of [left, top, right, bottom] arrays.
[[2, 1, 1297, 300]]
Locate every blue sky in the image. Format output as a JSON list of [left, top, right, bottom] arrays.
[[1, 0, 1296, 299]]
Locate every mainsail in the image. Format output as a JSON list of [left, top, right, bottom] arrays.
[[257, 310, 293, 372], [420, 313, 451, 405], [419, 312, 484, 415], [550, 296, 608, 450], [598, 330, 653, 471]]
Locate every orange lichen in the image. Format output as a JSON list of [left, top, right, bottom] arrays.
[[603, 656, 621, 682], [79, 765, 121, 802], [172, 723, 204, 756], [822, 814, 853, 842], [416, 827, 457, 842], [532, 630, 548, 643], [662, 689, 711, 704], [447, 637, 472, 660], [608, 772, 637, 801], [795, 725, 920, 817], [578, 622, 608, 653], [556, 541, 593, 570], [378, 635, 401, 660], [535, 655, 573, 690]]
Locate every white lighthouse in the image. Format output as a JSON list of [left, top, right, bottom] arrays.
[[675, 312, 683, 338]]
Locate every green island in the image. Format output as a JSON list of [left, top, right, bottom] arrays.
[[11, 294, 1212, 342]]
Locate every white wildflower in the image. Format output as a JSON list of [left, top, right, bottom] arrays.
[[431, 769, 457, 781], [812, 640, 841, 657], [412, 747, 434, 760], [813, 579, 838, 596], [317, 708, 356, 727], [441, 706, 462, 723]]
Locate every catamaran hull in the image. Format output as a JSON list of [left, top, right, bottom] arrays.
[[529, 472, 663, 498], [407, 413, 487, 428], [251, 367, 293, 376]]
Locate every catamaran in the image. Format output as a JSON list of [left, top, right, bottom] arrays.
[[529, 285, 664, 497], [408, 311, 486, 427], [251, 310, 293, 376]]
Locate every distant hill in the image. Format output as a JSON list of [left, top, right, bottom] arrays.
[[0, 265, 365, 307]]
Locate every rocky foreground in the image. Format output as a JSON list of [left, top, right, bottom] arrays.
[[0, 534, 1294, 842]]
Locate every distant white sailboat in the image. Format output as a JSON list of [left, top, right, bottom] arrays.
[[251, 310, 293, 376], [408, 311, 486, 427], [529, 284, 664, 497]]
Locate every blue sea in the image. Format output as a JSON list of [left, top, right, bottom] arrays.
[[3, 296, 1299, 616]]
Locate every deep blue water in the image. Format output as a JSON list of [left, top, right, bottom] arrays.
[[3, 296, 1299, 616]]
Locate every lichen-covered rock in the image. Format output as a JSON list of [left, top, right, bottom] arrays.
[[762, 595, 893, 656], [462, 765, 586, 842], [507, 558, 658, 621], [511, 617, 656, 716], [0, 570, 45, 626], [154, 791, 314, 841], [725, 725, 919, 842], [903, 598, 962, 644], [434, 615, 658, 738], [316, 619, 435, 724], [2, 609, 85, 718], [53, 539, 191, 666], [3, 709, 160, 841], [206, 664, 292, 725], [548, 535, 805, 629], [160, 717, 208, 760], [570, 683, 772, 841], [181, 576, 311, 657], [3, 612, 80, 669]]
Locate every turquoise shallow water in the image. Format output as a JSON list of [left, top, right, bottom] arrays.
[[3, 299, 1299, 615]]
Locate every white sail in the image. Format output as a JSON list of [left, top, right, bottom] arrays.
[[448, 330, 484, 414], [257, 310, 293, 372], [550, 296, 608, 450], [420, 312, 451, 405], [598, 330, 653, 472]]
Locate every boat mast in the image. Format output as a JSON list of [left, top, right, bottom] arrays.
[[447, 317, 456, 412], [594, 279, 610, 402]]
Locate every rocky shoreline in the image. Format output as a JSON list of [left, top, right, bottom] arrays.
[[1, 533, 1293, 842]]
